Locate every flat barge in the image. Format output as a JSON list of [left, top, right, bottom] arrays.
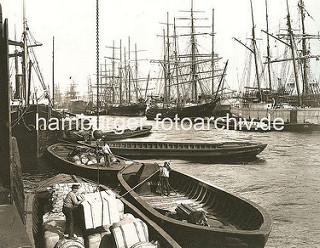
[[80, 140, 267, 161]]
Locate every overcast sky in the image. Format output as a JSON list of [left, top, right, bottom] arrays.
[[1, 0, 320, 97]]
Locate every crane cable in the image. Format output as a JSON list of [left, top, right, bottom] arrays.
[[96, 0, 100, 186], [96, 0, 100, 130]]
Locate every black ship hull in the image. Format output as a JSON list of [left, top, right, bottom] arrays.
[[146, 100, 218, 120], [12, 104, 63, 165], [106, 104, 146, 116]]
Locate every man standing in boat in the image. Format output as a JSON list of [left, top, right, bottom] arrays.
[[160, 162, 171, 196], [102, 143, 113, 166], [62, 184, 86, 240]]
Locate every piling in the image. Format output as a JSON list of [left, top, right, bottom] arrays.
[[0, 3, 12, 197]]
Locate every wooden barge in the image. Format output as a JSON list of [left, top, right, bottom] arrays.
[[80, 140, 267, 161], [102, 125, 152, 141], [118, 163, 272, 248], [25, 173, 181, 248], [66, 125, 152, 142], [46, 143, 128, 185]]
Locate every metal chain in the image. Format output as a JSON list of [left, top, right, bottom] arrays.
[[96, 0, 100, 129], [96, 0, 100, 186]]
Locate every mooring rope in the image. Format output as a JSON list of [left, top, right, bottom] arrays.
[[119, 168, 160, 199]]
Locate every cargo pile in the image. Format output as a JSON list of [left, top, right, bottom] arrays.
[[44, 182, 98, 222], [80, 191, 157, 248], [81, 190, 124, 229], [67, 147, 104, 166], [67, 146, 118, 166], [43, 183, 99, 248], [42, 183, 157, 248], [111, 213, 157, 248]]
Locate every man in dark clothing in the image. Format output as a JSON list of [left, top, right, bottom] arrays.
[[62, 184, 85, 239]]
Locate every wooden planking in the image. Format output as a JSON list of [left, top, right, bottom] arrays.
[[141, 193, 205, 212], [141, 193, 237, 229]]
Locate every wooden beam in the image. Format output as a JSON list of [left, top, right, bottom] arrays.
[[0, 6, 12, 192]]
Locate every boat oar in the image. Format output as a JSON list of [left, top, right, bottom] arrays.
[[119, 168, 160, 199]]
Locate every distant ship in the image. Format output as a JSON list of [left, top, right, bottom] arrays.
[[95, 39, 148, 116], [69, 99, 87, 115], [230, 0, 320, 126], [146, 3, 228, 120], [106, 102, 146, 117], [65, 80, 88, 114]]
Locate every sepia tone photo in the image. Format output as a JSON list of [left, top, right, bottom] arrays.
[[0, 0, 319, 247]]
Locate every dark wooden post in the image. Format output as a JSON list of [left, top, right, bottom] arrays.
[[0, 4, 12, 195]]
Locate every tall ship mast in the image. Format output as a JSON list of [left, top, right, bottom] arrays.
[[231, 0, 320, 126], [146, 1, 227, 120], [9, 1, 63, 163], [100, 38, 148, 116]]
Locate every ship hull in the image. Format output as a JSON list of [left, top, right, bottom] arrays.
[[146, 100, 218, 120], [69, 100, 87, 114], [106, 104, 146, 116], [11, 104, 62, 165]]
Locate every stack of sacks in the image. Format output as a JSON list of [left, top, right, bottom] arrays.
[[43, 183, 98, 248], [43, 212, 66, 223], [81, 190, 124, 230], [69, 152, 104, 166], [110, 214, 157, 248], [45, 183, 99, 220]]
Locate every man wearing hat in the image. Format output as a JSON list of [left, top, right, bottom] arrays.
[[62, 184, 86, 239], [159, 162, 171, 196]]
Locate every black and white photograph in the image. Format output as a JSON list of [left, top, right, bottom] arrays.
[[0, 0, 320, 247]]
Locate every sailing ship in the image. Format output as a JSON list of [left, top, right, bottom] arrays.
[[146, 2, 228, 120], [9, 2, 63, 164], [100, 39, 148, 116], [230, 0, 320, 127], [64, 80, 88, 114]]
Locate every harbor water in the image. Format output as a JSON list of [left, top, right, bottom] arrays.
[[23, 115, 320, 248]]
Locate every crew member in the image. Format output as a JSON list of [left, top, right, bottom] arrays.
[[62, 184, 85, 239], [160, 162, 171, 196], [102, 143, 113, 166]]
